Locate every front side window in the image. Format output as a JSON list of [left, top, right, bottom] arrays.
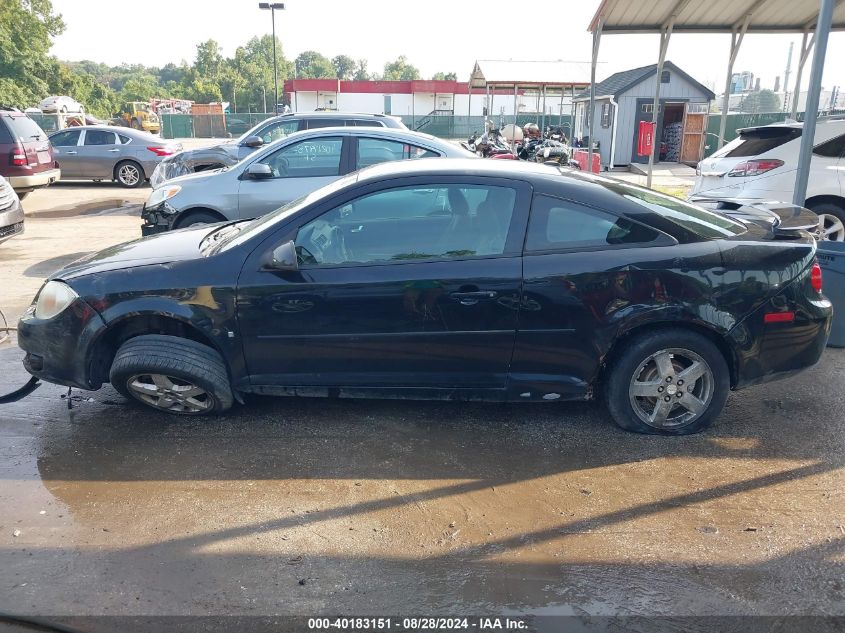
[[294, 184, 517, 266], [256, 137, 343, 178], [526, 195, 664, 252], [50, 129, 81, 147], [356, 138, 439, 169], [84, 130, 116, 146]]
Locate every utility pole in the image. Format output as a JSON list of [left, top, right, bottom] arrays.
[[258, 3, 285, 114]]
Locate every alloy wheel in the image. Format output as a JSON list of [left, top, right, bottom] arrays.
[[126, 373, 213, 414], [628, 348, 714, 430], [118, 164, 140, 186], [817, 213, 845, 241]]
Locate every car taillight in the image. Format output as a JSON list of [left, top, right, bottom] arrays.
[[10, 144, 26, 166], [727, 159, 784, 177], [147, 146, 174, 157], [811, 261, 823, 293]]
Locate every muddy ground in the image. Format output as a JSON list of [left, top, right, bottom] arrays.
[[0, 182, 843, 629]]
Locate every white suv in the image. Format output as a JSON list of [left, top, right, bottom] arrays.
[[690, 118, 845, 240]]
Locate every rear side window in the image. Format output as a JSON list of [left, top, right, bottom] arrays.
[[356, 138, 439, 168], [84, 130, 117, 145], [353, 119, 385, 127], [0, 119, 14, 143], [718, 127, 801, 158], [118, 134, 132, 145], [526, 195, 666, 252], [814, 133, 845, 158], [3, 115, 47, 142]]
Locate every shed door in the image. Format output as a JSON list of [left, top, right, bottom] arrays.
[[680, 103, 708, 164]]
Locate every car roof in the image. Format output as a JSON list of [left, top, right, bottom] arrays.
[[48, 125, 161, 139], [253, 126, 471, 155], [277, 111, 391, 119], [737, 117, 845, 134], [353, 157, 563, 184]]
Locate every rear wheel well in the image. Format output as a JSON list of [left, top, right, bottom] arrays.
[[174, 207, 226, 228], [89, 314, 225, 386], [597, 321, 737, 392], [804, 195, 845, 212]]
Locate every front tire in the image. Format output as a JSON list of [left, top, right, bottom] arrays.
[[603, 329, 729, 435], [115, 160, 144, 188], [110, 335, 233, 415], [175, 211, 222, 228]]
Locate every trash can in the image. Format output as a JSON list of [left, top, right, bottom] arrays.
[[816, 241, 845, 347]]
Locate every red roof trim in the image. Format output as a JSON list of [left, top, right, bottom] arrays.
[[283, 79, 532, 96]]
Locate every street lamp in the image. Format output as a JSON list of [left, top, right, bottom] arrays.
[[258, 2, 285, 114]]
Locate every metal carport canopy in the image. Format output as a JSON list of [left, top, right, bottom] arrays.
[[587, 0, 843, 204]]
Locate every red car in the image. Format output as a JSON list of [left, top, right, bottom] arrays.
[[0, 109, 60, 199]]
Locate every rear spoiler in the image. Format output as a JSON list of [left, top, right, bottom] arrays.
[[692, 197, 819, 236]]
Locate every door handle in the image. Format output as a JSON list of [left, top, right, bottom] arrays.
[[65, 151, 77, 155], [450, 290, 497, 306], [108, 148, 120, 152], [349, 225, 364, 232]]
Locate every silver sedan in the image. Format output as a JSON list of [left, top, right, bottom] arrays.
[[48, 126, 182, 188], [141, 127, 474, 233]]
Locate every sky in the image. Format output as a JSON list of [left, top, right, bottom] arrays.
[[48, 0, 845, 95]]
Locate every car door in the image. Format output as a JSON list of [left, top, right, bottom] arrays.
[[509, 195, 678, 399], [49, 129, 83, 178], [76, 129, 120, 178], [236, 135, 348, 220], [236, 176, 532, 392]]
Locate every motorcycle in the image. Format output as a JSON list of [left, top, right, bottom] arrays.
[[466, 128, 515, 159]]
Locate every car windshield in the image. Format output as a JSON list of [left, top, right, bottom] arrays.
[[212, 173, 359, 254]]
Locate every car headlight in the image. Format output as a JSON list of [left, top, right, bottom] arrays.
[[34, 281, 79, 320], [146, 184, 182, 210]]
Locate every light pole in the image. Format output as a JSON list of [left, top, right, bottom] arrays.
[[258, 2, 285, 114]]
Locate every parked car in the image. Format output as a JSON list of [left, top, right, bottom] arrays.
[[149, 112, 408, 187], [49, 126, 181, 188], [691, 118, 845, 240], [37, 96, 85, 114], [142, 127, 471, 233], [0, 175, 24, 244], [19, 160, 831, 435], [0, 110, 60, 199]]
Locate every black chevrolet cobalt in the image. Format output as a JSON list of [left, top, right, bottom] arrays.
[[18, 160, 832, 434]]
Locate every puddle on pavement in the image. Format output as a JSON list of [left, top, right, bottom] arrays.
[[31, 199, 142, 219]]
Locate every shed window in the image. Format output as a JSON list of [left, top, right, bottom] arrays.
[[601, 103, 612, 128], [661, 71, 670, 83]]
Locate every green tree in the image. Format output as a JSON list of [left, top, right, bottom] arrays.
[[431, 71, 457, 81], [0, 0, 65, 106], [383, 56, 420, 81], [353, 59, 370, 81], [194, 39, 224, 82], [332, 55, 356, 80], [295, 51, 335, 79], [120, 75, 164, 102], [740, 89, 781, 114]]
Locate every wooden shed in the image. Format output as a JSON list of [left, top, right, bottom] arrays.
[[573, 61, 715, 169]]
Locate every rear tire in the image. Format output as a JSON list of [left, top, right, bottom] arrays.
[[110, 335, 233, 416], [603, 328, 730, 435], [131, 119, 141, 130], [115, 160, 144, 188], [807, 201, 845, 241]]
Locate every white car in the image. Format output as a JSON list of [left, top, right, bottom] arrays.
[[37, 96, 85, 114], [691, 118, 845, 240]]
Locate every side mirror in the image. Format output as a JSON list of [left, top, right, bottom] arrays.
[[246, 163, 272, 179], [243, 135, 264, 148], [268, 240, 298, 271]]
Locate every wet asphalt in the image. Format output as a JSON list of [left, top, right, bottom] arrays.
[[1, 340, 844, 620]]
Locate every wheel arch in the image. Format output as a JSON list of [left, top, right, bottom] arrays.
[[804, 194, 845, 212], [174, 207, 228, 228], [87, 312, 229, 387], [597, 320, 738, 392]]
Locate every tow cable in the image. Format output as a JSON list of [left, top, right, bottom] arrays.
[[0, 308, 41, 404]]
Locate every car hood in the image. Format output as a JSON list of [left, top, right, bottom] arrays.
[[165, 167, 228, 187], [52, 225, 217, 280]]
